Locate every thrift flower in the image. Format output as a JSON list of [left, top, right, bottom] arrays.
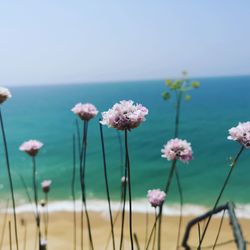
[[147, 189, 166, 208], [228, 122, 250, 148], [19, 140, 43, 157], [101, 100, 148, 130], [0, 87, 11, 104], [71, 103, 98, 121], [41, 180, 52, 193], [161, 138, 193, 163]]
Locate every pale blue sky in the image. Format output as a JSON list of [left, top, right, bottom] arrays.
[[0, 1, 250, 85]]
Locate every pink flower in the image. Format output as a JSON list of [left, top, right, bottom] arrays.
[[161, 138, 193, 163], [41, 180, 52, 193], [147, 189, 166, 208], [19, 140, 43, 157], [0, 87, 11, 104], [71, 103, 98, 121], [228, 122, 250, 148], [100, 100, 148, 130]]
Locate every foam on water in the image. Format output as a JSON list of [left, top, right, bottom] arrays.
[[3, 199, 250, 218]]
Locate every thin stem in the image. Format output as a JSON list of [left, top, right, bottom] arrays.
[[197, 223, 201, 245], [125, 130, 134, 250], [99, 122, 115, 250], [157, 159, 177, 250], [18, 174, 36, 220], [174, 91, 182, 138], [133, 234, 140, 250], [175, 168, 183, 250], [0, 108, 19, 250], [212, 209, 226, 249], [0, 200, 9, 250], [79, 121, 94, 250], [119, 141, 128, 250], [32, 157, 41, 250], [145, 214, 159, 250], [198, 146, 245, 248], [105, 204, 122, 250], [152, 209, 157, 250], [75, 119, 81, 158], [116, 131, 124, 178], [71, 134, 77, 250], [44, 193, 49, 240]]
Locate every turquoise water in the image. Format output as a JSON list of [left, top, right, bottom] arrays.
[[0, 76, 249, 206]]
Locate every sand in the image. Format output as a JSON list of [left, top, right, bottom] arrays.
[[0, 210, 249, 250]]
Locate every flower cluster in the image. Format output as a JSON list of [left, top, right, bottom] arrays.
[[228, 122, 250, 148], [147, 189, 166, 208], [19, 140, 43, 157], [161, 138, 193, 163], [71, 103, 98, 121], [41, 180, 52, 193], [101, 100, 148, 130], [0, 87, 11, 104]]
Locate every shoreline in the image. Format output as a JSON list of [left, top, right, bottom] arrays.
[[2, 199, 250, 218]]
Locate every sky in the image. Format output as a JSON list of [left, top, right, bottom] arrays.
[[0, 1, 250, 86]]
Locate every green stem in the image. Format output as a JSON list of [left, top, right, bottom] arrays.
[[125, 130, 134, 250], [71, 134, 77, 250], [0, 108, 19, 250], [99, 122, 115, 250], [157, 160, 177, 250], [198, 146, 245, 248], [79, 121, 94, 250], [32, 157, 41, 250]]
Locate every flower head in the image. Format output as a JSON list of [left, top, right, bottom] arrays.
[[0, 87, 11, 104], [41, 180, 52, 193], [100, 100, 148, 130], [19, 140, 43, 157], [71, 103, 98, 121], [228, 122, 250, 148], [147, 189, 166, 208], [161, 138, 193, 163]]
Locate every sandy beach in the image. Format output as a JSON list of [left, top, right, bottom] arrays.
[[0, 209, 249, 250]]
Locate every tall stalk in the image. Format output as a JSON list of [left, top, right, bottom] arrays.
[[0, 108, 19, 250], [125, 130, 134, 250], [157, 159, 177, 249], [79, 121, 94, 250], [99, 122, 115, 250], [71, 134, 77, 250], [32, 157, 41, 250], [44, 193, 49, 240], [158, 89, 184, 250], [173, 91, 183, 250], [119, 141, 128, 250], [198, 146, 244, 248]]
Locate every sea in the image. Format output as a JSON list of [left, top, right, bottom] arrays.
[[0, 75, 250, 217]]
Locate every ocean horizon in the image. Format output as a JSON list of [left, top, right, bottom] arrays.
[[0, 75, 250, 215]]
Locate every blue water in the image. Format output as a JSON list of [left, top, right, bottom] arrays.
[[0, 76, 249, 206]]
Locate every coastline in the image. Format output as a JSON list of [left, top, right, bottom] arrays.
[[2, 199, 250, 218]]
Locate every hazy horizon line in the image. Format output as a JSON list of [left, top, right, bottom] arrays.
[[3, 73, 250, 88]]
